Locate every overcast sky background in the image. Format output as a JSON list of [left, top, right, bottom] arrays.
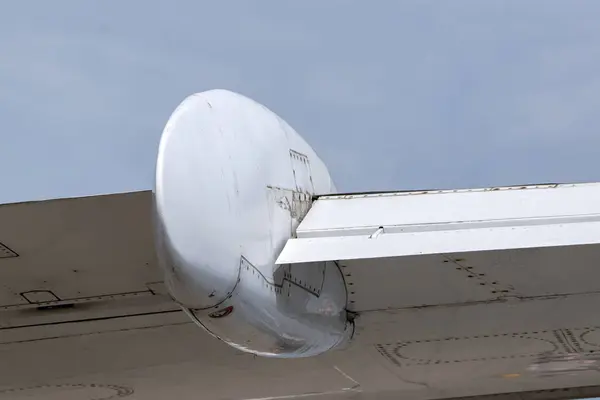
[[1, 1, 600, 204]]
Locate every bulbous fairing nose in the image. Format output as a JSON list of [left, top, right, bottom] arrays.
[[153, 89, 352, 358], [153, 91, 243, 309]]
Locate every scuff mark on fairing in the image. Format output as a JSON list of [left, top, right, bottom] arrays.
[[267, 185, 313, 223]]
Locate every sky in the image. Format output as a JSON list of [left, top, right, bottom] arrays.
[[1, 1, 600, 205]]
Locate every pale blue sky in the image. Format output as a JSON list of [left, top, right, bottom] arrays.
[[2, 1, 600, 204]]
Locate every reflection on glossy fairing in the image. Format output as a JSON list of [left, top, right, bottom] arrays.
[[187, 258, 352, 357], [153, 89, 353, 358]]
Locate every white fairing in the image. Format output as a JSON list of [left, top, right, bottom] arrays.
[[153, 89, 353, 357]]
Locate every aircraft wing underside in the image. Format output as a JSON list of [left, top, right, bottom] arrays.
[[3, 184, 600, 399]]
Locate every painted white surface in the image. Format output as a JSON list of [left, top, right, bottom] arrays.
[[277, 221, 600, 264], [278, 182, 600, 263], [298, 183, 600, 238], [154, 90, 351, 357]]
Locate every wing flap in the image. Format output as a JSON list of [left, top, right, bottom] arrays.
[[271, 182, 600, 398], [297, 183, 600, 237], [279, 183, 600, 265], [277, 220, 600, 264], [278, 182, 600, 311]]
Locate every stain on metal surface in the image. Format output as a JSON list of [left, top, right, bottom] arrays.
[[0, 383, 133, 399], [209, 305, 234, 318], [316, 182, 571, 201], [2, 289, 157, 312], [528, 352, 600, 377], [0, 241, 18, 259], [267, 185, 313, 223], [289, 149, 315, 194]]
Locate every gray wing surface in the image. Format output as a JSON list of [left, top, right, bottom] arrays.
[[2, 189, 600, 400]]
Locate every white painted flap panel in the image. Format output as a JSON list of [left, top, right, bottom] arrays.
[[297, 183, 600, 238], [277, 221, 600, 264], [278, 183, 600, 264]]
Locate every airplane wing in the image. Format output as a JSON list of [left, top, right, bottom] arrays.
[[0, 192, 361, 400], [3, 184, 600, 400], [277, 182, 600, 399]]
